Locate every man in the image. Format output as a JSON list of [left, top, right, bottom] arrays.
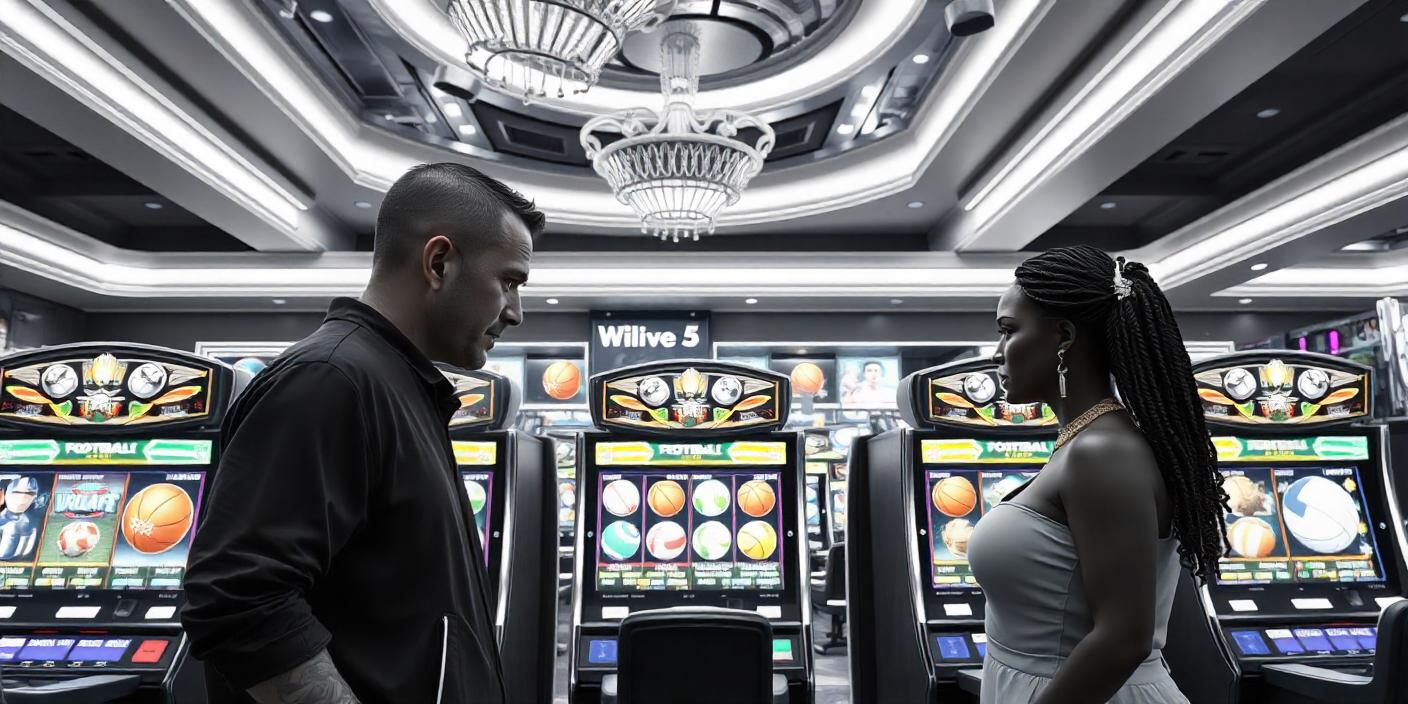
[[182, 163, 543, 704], [845, 360, 893, 407]]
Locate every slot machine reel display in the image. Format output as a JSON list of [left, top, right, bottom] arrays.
[[847, 357, 1057, 704], [1172, 351, 1408, 702], [570, 361, 814, 704], [439, 364, 557, 704], [0, 343, 246, 703]]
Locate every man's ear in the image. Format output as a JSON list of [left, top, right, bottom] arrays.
[[422, 235, 454, 291]]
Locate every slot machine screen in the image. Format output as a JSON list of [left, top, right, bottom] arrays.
[[915, 437, 1050, 591], [0, 439, 210, 591], [804, 475, 823, 539], [1217, 464, 1385, 585], [453, 441, 497, 566], [592, 440, 789, 593]]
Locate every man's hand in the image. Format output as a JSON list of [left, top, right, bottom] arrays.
[[247, 650, 361, 704]]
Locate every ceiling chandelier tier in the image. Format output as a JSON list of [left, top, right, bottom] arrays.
[[581, 24, 775, 242], [445, 0, 676, 103]]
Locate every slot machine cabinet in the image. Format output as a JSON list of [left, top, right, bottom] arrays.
[[0, 342, 247, 703], [1176, 351, 1408, 702], [569, 361, 814, 704], [847, 357, 1057, 703], [438, 365, 556, 704]]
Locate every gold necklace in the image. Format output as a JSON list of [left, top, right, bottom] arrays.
[[1054, 399, 1124, 450]]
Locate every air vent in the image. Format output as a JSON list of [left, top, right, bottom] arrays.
[[503, 125, 566, 154], [1158, 147, 1231, 165], [472, 102, 589, 165]]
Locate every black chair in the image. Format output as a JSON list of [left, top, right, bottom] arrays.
[[1262, 599, 1408, 704], [603, 606, 787, 704], [811, 543, 847, 654]]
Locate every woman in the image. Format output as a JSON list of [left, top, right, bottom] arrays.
[[967, 246, 1228, 703]]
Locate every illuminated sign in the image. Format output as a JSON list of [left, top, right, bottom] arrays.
[[595, 441, 787, 466], [1213, 436, 1368, 462], [0, 439, 212, 465], [921, 439, 1052, 464]]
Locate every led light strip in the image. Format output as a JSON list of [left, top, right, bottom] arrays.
[[1218, 264, 1408, 298], [164, 0, 1042, 226], [0, 0, 310, 239], [958, 0, 1263, 244]]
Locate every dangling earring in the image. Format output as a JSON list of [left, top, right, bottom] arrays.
[[1057, 349, 1069, 399]]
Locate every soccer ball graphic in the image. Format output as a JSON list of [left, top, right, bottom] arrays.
[[57, 521, 101, 558]]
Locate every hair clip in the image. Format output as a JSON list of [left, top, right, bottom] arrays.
[[1113, 257, 1133, 300]]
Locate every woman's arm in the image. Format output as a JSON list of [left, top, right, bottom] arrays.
[[1034, 429, 1164, 704]]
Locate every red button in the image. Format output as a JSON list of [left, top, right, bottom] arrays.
[[131, 640, 168, 664]]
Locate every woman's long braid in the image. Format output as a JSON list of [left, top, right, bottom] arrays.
[[1015, 246, 1229, 581]]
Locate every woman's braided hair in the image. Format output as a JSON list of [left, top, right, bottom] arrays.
[[1015, 245, 1228, 581]]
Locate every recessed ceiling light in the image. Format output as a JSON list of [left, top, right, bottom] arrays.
[[271, 298, 287, 305], [907, 201, 924, 209], [837, 124, 855, 135], [545, 298, 559, 305], [745, 297, 758, 304], [1099, 201, 1117, 210], [1249, 262, 1268, 271], [383, 114, 395, 121], [457, 124, 477, 137], [1400, 11, 1407, 22], [423, 112, 437, 124], [912, 54, 930, 64], [890, 298, 904, 305], [860, 85, 880, 100], [308, 10, 333, 23], [441, 103, 462, 119], [353, 201, 372, 209], [1238, 298, 1253, 305], [143, 201, 163, 209], [1256, 108, 1280, 119]]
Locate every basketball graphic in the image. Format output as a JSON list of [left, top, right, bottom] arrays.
[[737, 480, 776, 518], [57, 521, 101, 558], [692, 521, 732, 560], [790, 363, 825, 396], [602, 479, 641, 517], [737, 520, 778, 560], [1222, 475, 1270, 516], [1282, 476, 1360, 554], [647, 480, 686, 517], [120, 483, 195, 554], [1228, 517, 1277, 558], [646, 521, 687, 561], [601, 520, 640, 561], [542, 361, 581, 401], [933, 476, 977, 518], [462, 480, 488, 514], [693, 479, 730, 516], [941, 518, 974, 558]]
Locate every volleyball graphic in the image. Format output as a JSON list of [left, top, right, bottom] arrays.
[[646, 521, 687, 561], [933, 476, 977, 518], [1282, 476, 1360, 554], [692, 479, 730, 517], [1228, 517, 1277, 558], [602, 479, 641, 517], [692, 521, 732, 560], [462, 480, 488, 514], [1223, 475, 1270, 516], [232, 357, 267, 377], [121, 483, 195, 554], [647, 480, 686, 517], [542, 361, 581, 401], [737, 480, 776, 518], [737, 520, 778, 560], [941, 518, 974, 559], [790, 363, 826, 396], [57, 521, 101, 558], [601, 520, 641, 561]]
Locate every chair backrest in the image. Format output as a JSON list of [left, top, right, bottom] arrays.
[[824, 543, 846, 600], [1161, 569, 1240, 704], [1372, 599, 1408, 703], [618, 607, 774, 704]]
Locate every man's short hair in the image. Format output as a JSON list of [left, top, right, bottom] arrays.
[[372, 163, 545, 269]]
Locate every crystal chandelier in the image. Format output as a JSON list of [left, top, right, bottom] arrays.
[[581, 25, 775, 242], [446, 0, 676, 103]]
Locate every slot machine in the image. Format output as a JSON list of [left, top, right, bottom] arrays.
[[847, 357, 1057, 703], [569, 360, 814, 703], [0, 343, 246, 703], [802, 431, 836, 569], [438, 365, 557, 704], [1178, 351, 1408, 701]]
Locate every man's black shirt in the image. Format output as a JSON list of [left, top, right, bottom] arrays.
[[182, 298, 505, 703]]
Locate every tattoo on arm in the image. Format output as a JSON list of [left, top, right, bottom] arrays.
[[247, 650, 361, 704]]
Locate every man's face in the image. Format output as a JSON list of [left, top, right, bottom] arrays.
[[863, 363, 882, 384], [6, 489, 35, 514], [429, 212, 534, 369]]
